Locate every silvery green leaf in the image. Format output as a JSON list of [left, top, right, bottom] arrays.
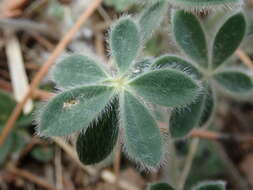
[[213, 69, 253, 95], [139, 0, 167, 42], [170, 85, 214, 138], [121, 91, 162, 168], [76, 98, 119, 165], [212, 12, 246, 69], [151, 55, 202, 79], [38, 86, 115, 136], [110, 17, 140, 74], [53, 55, 108, 89], [128, 69, 201, 107], [172, 10, 208, 68]]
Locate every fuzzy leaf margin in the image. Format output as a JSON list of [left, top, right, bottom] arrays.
[[38, 85, 115, 137], [52, 55, 109, 89], [76, 98, 119, 165], [110, 17, 141, 74], [213, 69, 253, 95], [172, 10, 208, 68], [120, 91, 162, 169], [192, 181, 226, 190], [128, 69, 201, 107], [212, 12, 246, 69], [138, 0, 167, 42]]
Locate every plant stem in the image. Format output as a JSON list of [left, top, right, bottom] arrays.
[[176, 138, 199, 190]]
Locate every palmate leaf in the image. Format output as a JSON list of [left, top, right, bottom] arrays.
[[147, 182, 175, 190], [172, 10, 208, 68], [170, 85, 214, 138], [110, 17, 141, 74], [121, 91, 162, 168], [129, 69, 200, 107], [38, 86, 115, 136], [213, 69, 253, 95], [53, 55, 108, 89], [212, 12, 246, 69], [192, 181, 226, 190], [151, 55, 202, 79], [138, 0, 167, 42], [76, 98, 119, 165]]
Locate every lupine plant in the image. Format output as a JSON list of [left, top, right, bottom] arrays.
[[147, 181, 226, 190], [165, 10, 252, 138], [37, 15, 201, 169], [35, 0, 253, 187]]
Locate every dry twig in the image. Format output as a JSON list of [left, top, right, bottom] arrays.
[[236, 49, 253, 72], [7, 164, 58, 190]]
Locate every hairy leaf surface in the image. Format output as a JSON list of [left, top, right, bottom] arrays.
[[76, 99, 119, 165], [110, 17, 140, 74], [129, 69, 200, 107], [212, 13, 246, 68], [170, 85, 214, 138], [121, 91, 162, 168], [53, 55, 108, 88], [213, 70, 253, 95], [172, 10, 208, 68], [139, 0, 167, 41], [152, 55, 202, 78], [39, 86, 114, 136]]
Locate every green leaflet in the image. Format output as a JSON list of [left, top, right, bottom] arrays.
[[192, 181, 226, 190], [213, 69, 253, 95], [38, 86, 114, 136], [147, 182, 175, 190], [151, 55, 202, 79], [199, 85, 215, 126], [110, 17, 140, 74], [170, 85, 214, 138], [129, 69, 200, 107], [121, 91, 162, 168], [172, 10, 208, 68], [53, 55, 108, 89], [167, 0, 241, 11], [212, 12, 246, 69], [138, 0, 167, 42], [76, 98, 119, 165], [0, 132, 14, 165], [0, 90, 16, 124]]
